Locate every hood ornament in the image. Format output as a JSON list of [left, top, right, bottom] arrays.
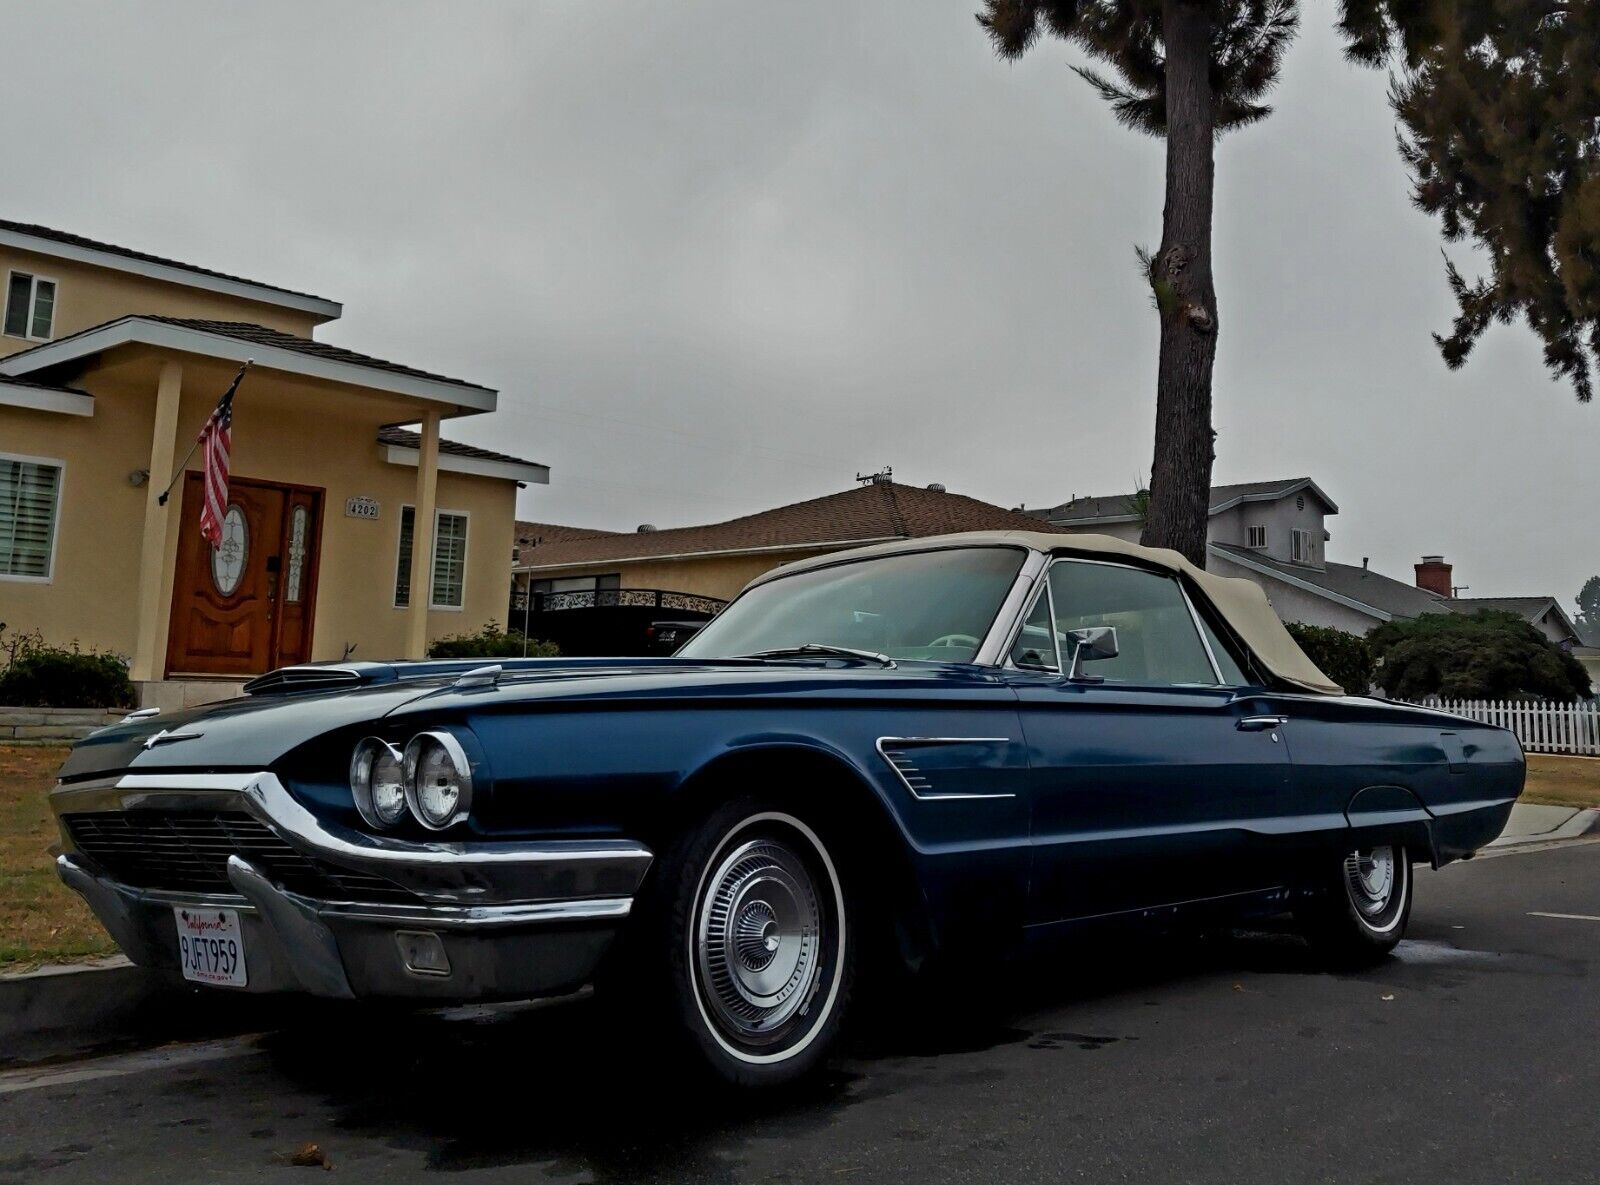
[[143, 728, 205, 750]]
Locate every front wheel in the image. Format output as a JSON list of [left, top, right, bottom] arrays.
[[1297, 843, 1412, 965], [644, 799, 855, 1088]]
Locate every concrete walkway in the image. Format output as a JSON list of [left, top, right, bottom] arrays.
[[1488, 802, 1600, 850]]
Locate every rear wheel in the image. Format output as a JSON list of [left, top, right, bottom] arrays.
[[637, 798, 855, 1088], [1297, 843, 1411, 965]]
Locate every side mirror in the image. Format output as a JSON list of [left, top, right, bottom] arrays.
[[1065, 626, 1118, 682]]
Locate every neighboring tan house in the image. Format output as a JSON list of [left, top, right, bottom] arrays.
[[0, 219, 546, 709], [1037, 477, 1595, 684], [510, 477, 1065, 653]]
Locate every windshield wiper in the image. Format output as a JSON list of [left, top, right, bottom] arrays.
[[734, 644, 896, 668]]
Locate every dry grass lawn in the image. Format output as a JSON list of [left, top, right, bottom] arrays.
[[1522, 754, 1600, 809], [0, 745, 116, 970]]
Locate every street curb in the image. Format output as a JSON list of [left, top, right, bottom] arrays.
[[0, 957, 172, 1051], [0, 957, 356, 1067], [1489, 804, 1600, 850]]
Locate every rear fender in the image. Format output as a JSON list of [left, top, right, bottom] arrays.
[[1345, 784, 1438, 868]]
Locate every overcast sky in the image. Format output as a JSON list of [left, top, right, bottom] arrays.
[[6, 2, 1595, 609]]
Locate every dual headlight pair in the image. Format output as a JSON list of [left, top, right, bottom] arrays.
[[349, 732, 473, 831]]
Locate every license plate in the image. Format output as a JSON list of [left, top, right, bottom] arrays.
[[174, 907, 247, 987]]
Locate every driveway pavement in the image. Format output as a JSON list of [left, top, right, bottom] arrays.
[[2, 842, 1596, 1184]]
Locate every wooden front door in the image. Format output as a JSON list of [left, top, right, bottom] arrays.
[[166, 475, 323, 677]]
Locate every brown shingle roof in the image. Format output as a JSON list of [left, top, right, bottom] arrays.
[[143, 318, 493, 392], [0, 218, 336, 307], [515, 520, 623, 548], [515, 481, 1068, 570], [377, 426, 544, 469]]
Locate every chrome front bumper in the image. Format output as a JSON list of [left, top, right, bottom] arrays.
[[51, 772, 653, 1001]]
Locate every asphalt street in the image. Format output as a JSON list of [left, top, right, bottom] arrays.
[[2, 840, 1597, 1184]]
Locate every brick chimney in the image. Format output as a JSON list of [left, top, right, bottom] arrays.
[[1415, 555, 1453, 598]]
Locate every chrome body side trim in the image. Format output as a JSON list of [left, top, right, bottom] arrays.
[[875, 737, 1017, 801]]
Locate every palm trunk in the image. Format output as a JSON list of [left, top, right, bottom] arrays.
[[1139, 0, 1218, 568]]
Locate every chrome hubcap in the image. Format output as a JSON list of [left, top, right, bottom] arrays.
[[1344, 845, 1397, 917], [696, 836, 824, 1043]]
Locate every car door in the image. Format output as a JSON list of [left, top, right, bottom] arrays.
[[1005, 557, 1297, 925]]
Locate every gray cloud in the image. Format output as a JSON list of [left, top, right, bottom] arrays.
[[6, 1, 1595, 607]]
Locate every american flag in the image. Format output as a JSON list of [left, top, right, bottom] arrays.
[[196, 366, 247, 548]]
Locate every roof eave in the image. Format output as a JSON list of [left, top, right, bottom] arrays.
[[0, 317, 496, 413], [1050, 513, 1140, 527], [0, 379, 92, 417], [1209, 478, 1340, 516], [1209, 544, 1390, 621], [382, 442, 548, 486], [0, 225, 342, 322]]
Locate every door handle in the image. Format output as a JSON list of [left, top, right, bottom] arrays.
[[1236, 715, 1287, 732]]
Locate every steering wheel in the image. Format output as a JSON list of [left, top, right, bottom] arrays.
[[926, 633, 981, 651]]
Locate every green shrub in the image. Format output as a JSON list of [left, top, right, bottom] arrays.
[[427, 621, 560, 660], [1367, 609, 1592, 701], [0, 635, 135, 709], [1284, 623, 1375, 694]]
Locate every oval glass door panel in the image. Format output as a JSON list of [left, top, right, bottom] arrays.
[[211, 505, 249, 597]]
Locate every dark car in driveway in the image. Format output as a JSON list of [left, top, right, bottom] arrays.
[[50, 531, 1524, 1086]]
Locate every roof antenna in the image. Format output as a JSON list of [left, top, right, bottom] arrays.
[[855, 467, 893, 486]]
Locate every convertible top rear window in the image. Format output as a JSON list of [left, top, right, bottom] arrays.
[[679, 547, 1026, 664]]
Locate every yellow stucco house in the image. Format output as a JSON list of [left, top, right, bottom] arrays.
[[0, 219, 546, 709]]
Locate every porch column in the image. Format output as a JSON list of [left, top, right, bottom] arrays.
[[404, 410, 441, 658], [130, 361, 184, 682]]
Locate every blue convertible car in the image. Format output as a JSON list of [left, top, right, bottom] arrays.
[[51, 531, 1523, 1086]]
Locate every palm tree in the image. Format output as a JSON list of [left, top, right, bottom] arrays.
[[977, 1, 1295, 566], [978, 2, 1600, 566]]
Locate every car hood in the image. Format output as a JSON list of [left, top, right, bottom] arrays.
[[56, 659, 991, 781], [56, 681, 442, 780]]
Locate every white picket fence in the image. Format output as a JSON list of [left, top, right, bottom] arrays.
[[1414, 698, 1600, 756]]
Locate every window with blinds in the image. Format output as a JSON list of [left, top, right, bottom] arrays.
[[431, 513, 468, 608], [393, 507, 468, 609], [0, 457, 62, 579]]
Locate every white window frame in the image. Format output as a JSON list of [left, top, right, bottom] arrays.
[[429, 509, 470, 611], [4, 270, 58, 341], [1246, 524, 1267, 550], [0, 451, 65, 583], [1290, 527, 1313, 564], [392, 504, 470, 611]]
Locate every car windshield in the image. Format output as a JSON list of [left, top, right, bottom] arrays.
[[678, 546, 1027, 664]]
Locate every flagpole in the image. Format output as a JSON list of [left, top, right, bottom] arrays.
[[155, 359, 253, 507]]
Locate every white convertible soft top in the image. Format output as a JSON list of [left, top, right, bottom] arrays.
[[749, 530, 1345, 696]]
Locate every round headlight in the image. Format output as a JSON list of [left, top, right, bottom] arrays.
[[402, 731, 473, 830], [350, 737, 408, 828]]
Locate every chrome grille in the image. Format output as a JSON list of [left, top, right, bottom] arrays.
[[63, 811, 420, 904]]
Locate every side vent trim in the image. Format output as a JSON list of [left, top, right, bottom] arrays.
[[875, 737, 1016, 801]]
